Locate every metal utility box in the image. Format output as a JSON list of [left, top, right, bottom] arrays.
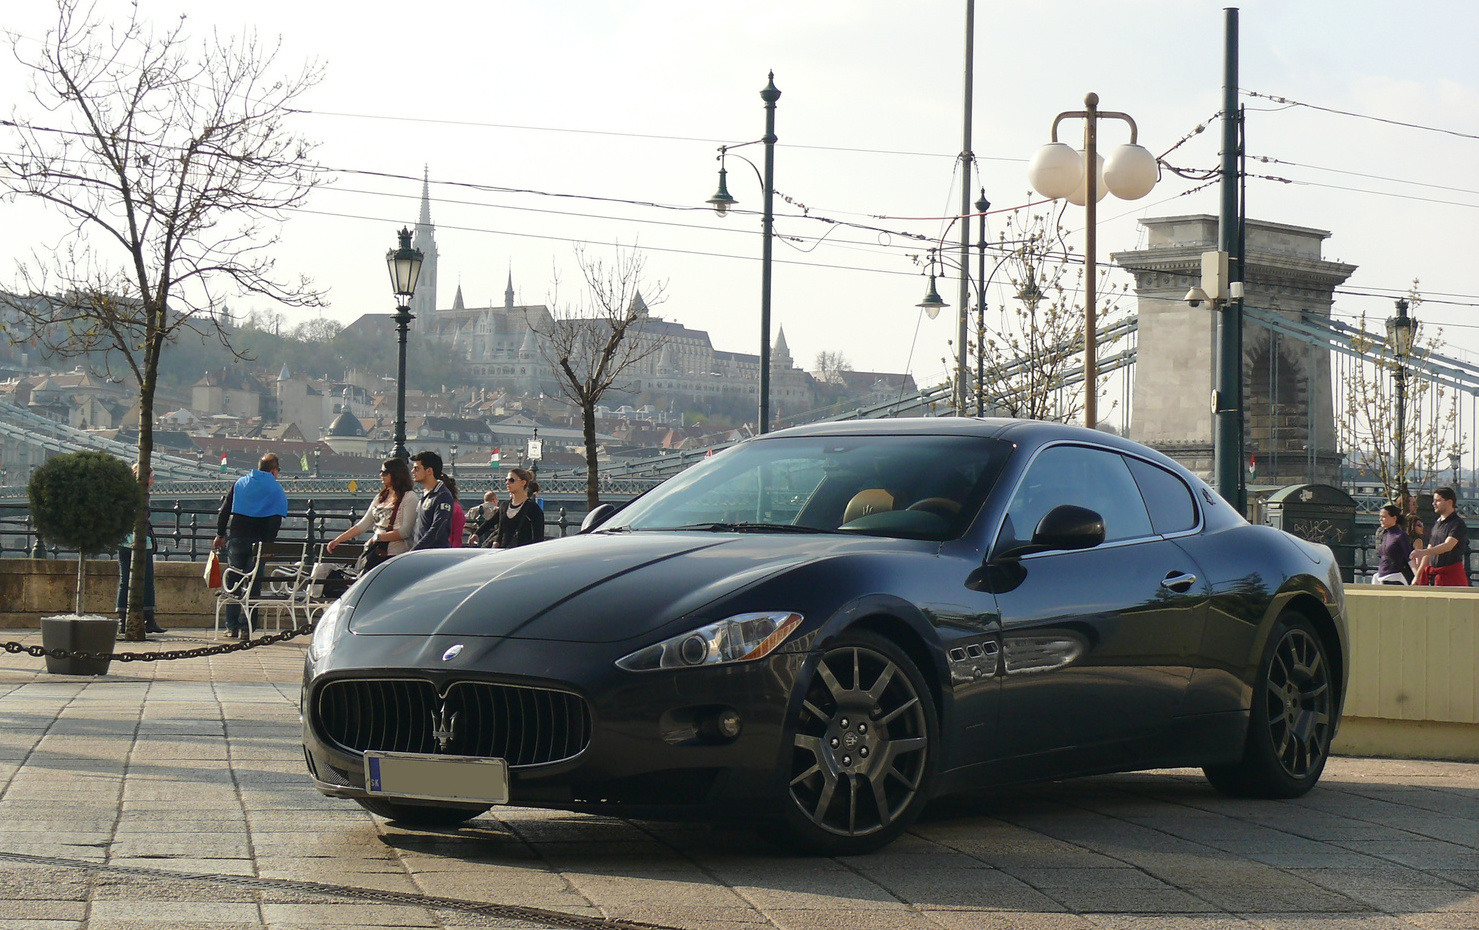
[[1264, 484, 1358, 583]]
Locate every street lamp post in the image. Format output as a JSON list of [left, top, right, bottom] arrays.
[[450, 442, 458, 479], [1027, 94, 1157, 430], [975, 191, 989, 417], [708, 73, 780, 434], [1450, 451, 1463, 500], [385, 227, 424, 463], [1387, 297, 1418, 509]]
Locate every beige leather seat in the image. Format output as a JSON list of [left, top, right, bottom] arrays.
[[843, 489, 894, 524]]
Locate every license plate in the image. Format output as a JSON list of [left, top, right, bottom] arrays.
[[364, 752, 509, 805]]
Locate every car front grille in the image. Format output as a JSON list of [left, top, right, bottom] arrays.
[[316, 678, 592, 768]]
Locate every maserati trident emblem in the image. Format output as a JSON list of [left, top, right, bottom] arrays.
[[442, 644, 464, 662], [431, 703, 459, 753]]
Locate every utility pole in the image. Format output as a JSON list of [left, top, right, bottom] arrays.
[[1213, 6, 1245, 511]]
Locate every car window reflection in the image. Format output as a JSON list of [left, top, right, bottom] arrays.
[[613, 436, 1013, 542]]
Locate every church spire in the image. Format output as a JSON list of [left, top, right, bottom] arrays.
[[410, 166, 439, 333], [505, 270, 515, 310], [418, 165, 433, 227]]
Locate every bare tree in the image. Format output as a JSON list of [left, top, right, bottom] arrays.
[[813, 350, 852, 384], [970, 207, 1129, 423], [530, 246, 666, 509], [1, 0, 324, 639], [1340, 286, 1461, 510]]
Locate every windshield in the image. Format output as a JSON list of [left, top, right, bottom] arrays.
[[610, 435, 1013, 541]]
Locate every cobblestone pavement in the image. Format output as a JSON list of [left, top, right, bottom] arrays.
[[1, 628, 1476, 930]]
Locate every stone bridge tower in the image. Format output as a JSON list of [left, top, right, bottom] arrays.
[[1112, 215, 1355, 487]]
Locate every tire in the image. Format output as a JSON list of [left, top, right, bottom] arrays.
[[355, 797, 490, 827], [1204, 612, 1335, 799], [771, 629, 937, 855]]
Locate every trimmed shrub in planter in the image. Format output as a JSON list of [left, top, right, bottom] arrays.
[[28, 452, 142, 674]]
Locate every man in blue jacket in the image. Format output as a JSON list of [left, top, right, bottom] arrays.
[[409, 450, 455, 550], [212, 453, 289, 639]]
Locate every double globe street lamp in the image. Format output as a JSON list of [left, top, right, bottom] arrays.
[[1027, 93, 1158, 431], [386, 227, 425, 462]]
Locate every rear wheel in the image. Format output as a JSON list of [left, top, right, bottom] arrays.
[[355, 797, 489, 827], [773, 630, 936, 855], [1204, 613, 1334, 798]]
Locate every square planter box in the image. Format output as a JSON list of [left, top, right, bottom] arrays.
[[40, 615, 117, 676]]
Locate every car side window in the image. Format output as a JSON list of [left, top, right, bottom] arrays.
[[1002, 445, 1154, 547], [1124, 457, 1200, 536]]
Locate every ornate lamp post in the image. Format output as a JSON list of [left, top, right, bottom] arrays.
[[1386, 297, 1418, 508], [708, 73, 780, 434], [450, 442, 458, 479], [1450, 451, 1463, 500], [385, 227, 424, 462], [1027, 94, 1158, 430]]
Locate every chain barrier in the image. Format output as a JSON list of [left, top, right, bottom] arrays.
[[2, 623, 313, 663]]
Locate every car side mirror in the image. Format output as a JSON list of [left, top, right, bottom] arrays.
[[995, 504, 1105, 560], [580, 503, 618, 534], [1033, 505, 1105, 551]]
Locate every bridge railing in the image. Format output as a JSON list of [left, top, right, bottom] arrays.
[[0, 499, 591, 561]]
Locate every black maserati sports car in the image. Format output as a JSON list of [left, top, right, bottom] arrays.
[[302, 418, 1346, 855]]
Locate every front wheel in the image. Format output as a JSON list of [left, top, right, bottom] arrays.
[[1204, 613, 1335, 798], [772, 630, 936, 855], [355, 797, 489, 827]]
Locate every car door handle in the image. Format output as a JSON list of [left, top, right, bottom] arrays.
[[1161, 571, 1198, 593]]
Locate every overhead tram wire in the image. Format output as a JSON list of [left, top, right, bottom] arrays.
[[1242, 90, 1479, 142], [291, 206, 933, 280]]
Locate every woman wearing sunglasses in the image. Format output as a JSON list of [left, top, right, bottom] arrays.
[[327, 457, 416, 570], [490, 467, 545, 549]]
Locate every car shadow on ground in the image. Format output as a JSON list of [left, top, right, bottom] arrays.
[[367, 765, 1479, 921]]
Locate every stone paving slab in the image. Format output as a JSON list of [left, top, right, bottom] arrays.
[[1, 627, 1477, 930]]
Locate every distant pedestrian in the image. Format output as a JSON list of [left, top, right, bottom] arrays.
[[490, 467, 545, 549], [466, 490, 500, 547], [116, 464, 166, 635], [326, 457, 416, 571], [445, 475, 466, 549], [1415, 487, 1469, 586], [213, 453, 289, 638], [409, 451, 455, 550], [1372, 504, 1413, 585]]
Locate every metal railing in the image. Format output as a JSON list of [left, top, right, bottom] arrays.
[[0, 500, 591, 561]]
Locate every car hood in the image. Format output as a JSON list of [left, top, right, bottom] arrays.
[[347, 531, 895, 643]]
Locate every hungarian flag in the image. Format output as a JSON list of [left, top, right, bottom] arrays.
[[219, 453, 229, 473], [488, 447, 501, 468], [1249, 453, 1258, 481]]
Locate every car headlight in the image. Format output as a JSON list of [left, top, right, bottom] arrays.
[[616, 611, 803, 672], [308, 600, 353, 662]]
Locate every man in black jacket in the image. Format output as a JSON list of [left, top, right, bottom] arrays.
[[212, 453, 288, 638]]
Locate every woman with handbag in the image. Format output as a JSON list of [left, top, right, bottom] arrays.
[[327, 458, 416, 572]]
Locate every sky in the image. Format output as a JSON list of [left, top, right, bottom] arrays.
[[2, 0, 1477, 394]]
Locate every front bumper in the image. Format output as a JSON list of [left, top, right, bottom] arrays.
[[301, 631, 808, 818]]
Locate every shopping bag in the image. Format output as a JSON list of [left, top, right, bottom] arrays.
[[203, 549, 223, 589]]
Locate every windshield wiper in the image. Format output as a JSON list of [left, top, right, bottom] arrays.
[[674, 522, 833, 534]]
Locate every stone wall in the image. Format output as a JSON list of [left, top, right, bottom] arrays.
[[0, 558, 218, 628]]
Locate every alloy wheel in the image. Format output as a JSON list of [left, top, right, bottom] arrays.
[[1264, 627, 1332, 779], [789, 644, 929, 838]]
